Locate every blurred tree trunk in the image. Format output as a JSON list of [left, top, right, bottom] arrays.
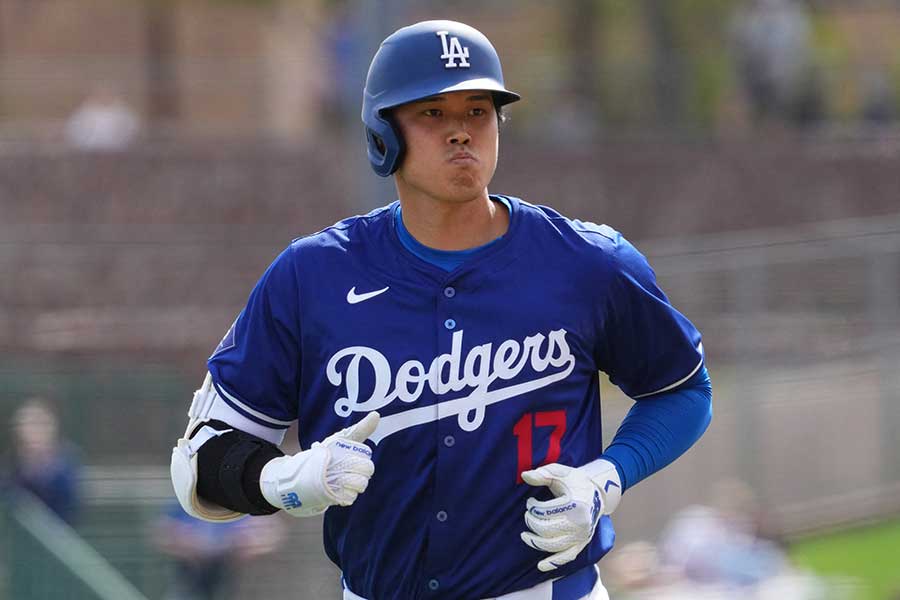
[[565, 0, 601, 119], [262, 0, 326, 142], [642, 0, 684, 128], [143, 0, 179, 122], [0, 4, 5, 118]]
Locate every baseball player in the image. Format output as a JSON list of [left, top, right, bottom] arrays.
[[171, 20, 712, 600]]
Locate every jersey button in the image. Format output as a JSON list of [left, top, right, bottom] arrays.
[[444, 318, 456, 330], [443, 286, 456, 298], [443, 435, 455, 447], [428, 579, 440, 591], [436, 510, 448, 522]]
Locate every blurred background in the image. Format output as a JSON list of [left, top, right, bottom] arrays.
[[0, 0, 899, 598]]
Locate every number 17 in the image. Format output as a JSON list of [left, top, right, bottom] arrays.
[[513, 410, 567, 483]]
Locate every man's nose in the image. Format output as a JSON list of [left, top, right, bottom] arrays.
[[447, 128, 471, 145]]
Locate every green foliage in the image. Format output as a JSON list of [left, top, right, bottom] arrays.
[[593, 0, 740, 129], [594, 0, 654, 126], [687, 54, 732, 128], [806, 10, 851, 120], [790, 518, 900, 600], [669, 0, 737, 128]]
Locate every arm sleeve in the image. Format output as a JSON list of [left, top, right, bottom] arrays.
[[602, 366, 713, 490], [593, 233, 710, 489], [207, 245, 302, 429]]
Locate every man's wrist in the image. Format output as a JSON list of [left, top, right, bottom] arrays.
[[579, 457, 622, 514], [259, 448, 332, 516]]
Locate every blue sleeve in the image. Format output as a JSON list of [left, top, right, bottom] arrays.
[[594, 233, 703, 399], [602, 366, 712, 490], [207, 245, 302, 429]]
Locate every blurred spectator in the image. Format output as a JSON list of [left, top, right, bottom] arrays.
[[604, 541, 671, 592], [605, 479, 842, 599], [152, 500, 284, 600], [860, 70, 896, 125], [8, 397, 82, 524], [658, 479, 786, 586], [730, 0, 824, 127], [542, 87, 599, 144], [64, 84, 141, 151]]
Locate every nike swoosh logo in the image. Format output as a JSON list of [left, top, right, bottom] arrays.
[[347, 286, 390, 304]]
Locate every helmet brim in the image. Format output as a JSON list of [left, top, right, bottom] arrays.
[[380, 78, 521, 112]]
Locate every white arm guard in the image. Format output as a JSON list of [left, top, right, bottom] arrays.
[[170, 373, 245, 522], [260, 412, 379, 517]]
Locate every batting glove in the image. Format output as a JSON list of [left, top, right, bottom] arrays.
[[259, 412, 379, 517], [520, 458, 622, 572]]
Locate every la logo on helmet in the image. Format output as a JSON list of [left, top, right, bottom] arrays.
[[436, 31, 470, 68]]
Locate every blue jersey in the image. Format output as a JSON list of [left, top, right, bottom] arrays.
[[207, 196, 703, 599]]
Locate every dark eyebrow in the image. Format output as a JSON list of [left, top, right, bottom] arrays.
[[411, 93, 493, 104]]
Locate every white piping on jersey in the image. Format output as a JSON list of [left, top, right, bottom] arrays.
[[326, 328, 576, 444], [207, 391, 288, 446], [213, 382, 294, 427], [631, 342, 704, 399]]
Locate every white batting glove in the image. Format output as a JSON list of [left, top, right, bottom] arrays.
[[520, 458, 622, 572], [259, 412, 380, 517]]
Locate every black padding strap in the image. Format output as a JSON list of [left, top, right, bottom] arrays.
[[194, 420, 284, 515]]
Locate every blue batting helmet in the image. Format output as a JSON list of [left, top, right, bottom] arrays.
[[362, 20, 521, 177]]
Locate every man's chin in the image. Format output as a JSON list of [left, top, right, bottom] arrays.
[[397, 171, 488, 204], [439, 187, 487, 205], [445, 174, 487, 196]]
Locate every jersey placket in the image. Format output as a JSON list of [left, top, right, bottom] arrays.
[[420, 278, 464, 596]]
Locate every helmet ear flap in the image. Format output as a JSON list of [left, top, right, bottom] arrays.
[[371, 133, 387, 156], [365, 112, 405, 177]]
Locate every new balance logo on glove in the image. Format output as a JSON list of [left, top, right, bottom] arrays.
[[281, 492, 302, 510]]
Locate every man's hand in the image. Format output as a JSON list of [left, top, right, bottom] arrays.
[[260, 412, 380, 517], [520, 459, 621, 572]]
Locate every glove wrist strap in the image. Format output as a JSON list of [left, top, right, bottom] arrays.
[[259, 450, 332, 517], [580, 457, 622, 514]]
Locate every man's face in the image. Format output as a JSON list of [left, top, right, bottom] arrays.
[[392, 90, 499, 204]]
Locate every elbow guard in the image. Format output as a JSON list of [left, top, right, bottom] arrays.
[[170, 374, 284, 521], [195, 421, 284, 515]]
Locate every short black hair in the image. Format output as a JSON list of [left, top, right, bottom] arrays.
[[495, 101, 509, 128]]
